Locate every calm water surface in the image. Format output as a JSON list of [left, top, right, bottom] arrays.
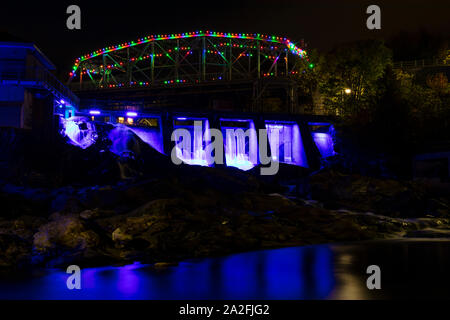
[[1, 239, 449, 299]]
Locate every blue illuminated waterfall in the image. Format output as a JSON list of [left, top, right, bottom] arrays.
[[128, 127, 164, 154], [221, 119, 258, 171], [108, 125, 140, 156], [60, 116, 97, 149], [173, 118, 212, 166], [61, 111, 336, 171], [265, 121, 308, 167], [310, 124, 335, 159]]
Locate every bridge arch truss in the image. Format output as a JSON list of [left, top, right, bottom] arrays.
[[68, 31, 309, 90]]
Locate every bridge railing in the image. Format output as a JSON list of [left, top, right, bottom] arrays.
[[68, 71, 300, 91], [0, 66, 79, 106], [393, 58, 449, 69], [69, 72, 239, 91]]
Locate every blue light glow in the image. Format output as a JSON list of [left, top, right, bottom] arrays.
[[265, 121, 308, 167], [60, 116, 97, 149], [173, 118, 211, 166], [0, 246, 336, 299], [108, 125, 139, 156], [220, 119, 258, 171], [128, 126, 165, 154], [312, 132, 335, 158], [314, 246, 335, 298], [263, 247, 304, 298], [126, 112, 138, 117]]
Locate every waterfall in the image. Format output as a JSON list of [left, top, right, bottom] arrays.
[[312, 132, 335, 158], [107, 125, 141, 157], [221, 119, 257, 171], [173, 119, 211, 166], [127, 127, 164, 154], [265, 121, 308, 167], [60, 116, 97, 149]]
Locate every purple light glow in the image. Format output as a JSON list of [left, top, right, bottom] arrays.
[[265, 121, 308, 167], [221, 119, 258, 171], [128, 127, 164, 154], [89, 110, 101, 115], [312, 132, 335, 158], [126, 112, 138, 117], [173, 118, 211, 167], [108, 125, 140, 158], [220, 118, 252, 122], [61, 116, 97, 149]]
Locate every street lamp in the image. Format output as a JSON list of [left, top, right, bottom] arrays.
[[344, 88, 352, 94]]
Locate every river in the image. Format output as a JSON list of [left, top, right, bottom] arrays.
[[1, 239, 449, 299]]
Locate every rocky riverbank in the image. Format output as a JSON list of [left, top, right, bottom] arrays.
[[1, 164, 449, 270], [0, 127, 449, 270]]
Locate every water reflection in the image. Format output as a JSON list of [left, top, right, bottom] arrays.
[[1, 240, 450, 300]]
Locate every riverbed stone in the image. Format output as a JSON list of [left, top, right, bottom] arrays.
[[32, 213, 101, 265]]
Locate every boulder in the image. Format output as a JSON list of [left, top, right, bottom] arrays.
[[0, 233, 31, 268], [32, 213, 101, 266], [309, 169, 449, 217]]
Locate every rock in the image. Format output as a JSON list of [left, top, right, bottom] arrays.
[[32, 213, 100, 266], [252, 163, 312, 196], [153, 262, 178, 269], [0, 234, 31, 268], [405, 228, 450, 238], [112, 228, 132, 242], [79, 209, 98, 220], [308, 169, 446, 217]]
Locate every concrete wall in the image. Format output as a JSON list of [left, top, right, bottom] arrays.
[[0, 86, 25, 128], [0, 46, 27, 73], [0, 44, 55, 130]]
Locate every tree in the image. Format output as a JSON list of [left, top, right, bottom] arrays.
[[426, 73, 448, 94], [320, 40, 392, 117], [296, 49, 329, 113]]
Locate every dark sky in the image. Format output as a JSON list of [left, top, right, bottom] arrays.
[[1, 0, 449, 73]]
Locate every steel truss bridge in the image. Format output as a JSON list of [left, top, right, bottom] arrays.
[[68, 31, 310, 91], [62, 33, 339, 171]]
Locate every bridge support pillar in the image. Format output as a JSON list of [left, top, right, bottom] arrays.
[[252, 80, 263, 112], [287, 83, 298, 113]]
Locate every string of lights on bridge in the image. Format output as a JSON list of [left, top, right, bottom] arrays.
[[71, 49, 302, 77], [95, 68, 303, 89], [70, 31, 309, 75]]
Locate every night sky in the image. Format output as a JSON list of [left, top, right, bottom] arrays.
[[1, 0, 449, 74]]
